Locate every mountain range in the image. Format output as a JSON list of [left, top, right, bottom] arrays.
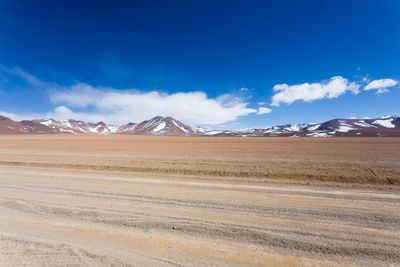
[[0, 114, 399, 137]]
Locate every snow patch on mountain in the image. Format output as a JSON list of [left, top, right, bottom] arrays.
[[353, 120, 375, 128], [337, 125, 355, 132], [108, 125, 119, 133], [204, 130, 224, 135], [284, 124, 300, 131], [152, 121, 166, 132], [306, 132, 330, 137], [172, 119, 188, 133], [336, 121, 356, 133], [372, 119, 395, 128], [88, 126, 99, 133], [61, 120, 72, 128], [307, 124, 320, 131], [40, 119, 55, 127]]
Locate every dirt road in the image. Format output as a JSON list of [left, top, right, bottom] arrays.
[[0, 136, 399, 266]]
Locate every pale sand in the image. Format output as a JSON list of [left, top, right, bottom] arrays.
[[0, 135, 399, 266]]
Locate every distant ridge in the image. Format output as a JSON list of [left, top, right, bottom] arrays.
[[205, 116, 400, 137], [0, 115, 399, 137], [0, 115, 200, 136]]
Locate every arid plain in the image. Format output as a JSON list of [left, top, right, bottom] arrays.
[[0, 135, 399, 266]]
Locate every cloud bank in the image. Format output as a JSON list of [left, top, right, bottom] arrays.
[[271, 76, 360, 106], [0, 65, 257, 126], [49, 84, 257, 125]]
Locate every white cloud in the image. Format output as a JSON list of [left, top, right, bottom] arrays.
[[376, 88, 389, 94], [53, 106, 73, 118], [257, 107, 272, 115], [0, 111, 29, 121], [0, 65, 257, 126], [49, 84, 257, 125], [258, 102, 266, 105], [271, 76, 360, 106], [0, 110, 44, 122], [364, 78, 398, 94]]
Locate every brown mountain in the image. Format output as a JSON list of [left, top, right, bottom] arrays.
[[35, 119, 119, 134], [0, 115, 26, 134], [201, 116, 400, 137], [118, 116, 198, 136], [0, 115, 198, 136], [0, 114, 399, 137]]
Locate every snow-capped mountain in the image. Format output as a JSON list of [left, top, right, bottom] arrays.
[[37, 119, 119, 134], [201, 116, 400, 137], [0, 116, 60, 134], [120, 116, 198, 136], [0, 116, 198, 136], [302, 116, 400, 137], [0, 115, 399, 137], [117, 122, 138, 134]]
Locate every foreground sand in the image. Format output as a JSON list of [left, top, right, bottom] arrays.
[[0, 135, 399, 266]]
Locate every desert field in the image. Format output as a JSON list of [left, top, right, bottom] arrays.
[[0, 135, 399, 266]]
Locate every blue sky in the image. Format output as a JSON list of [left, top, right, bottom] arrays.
[[0, 0, 399, 128]]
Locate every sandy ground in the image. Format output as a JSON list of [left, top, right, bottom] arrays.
[[0, 135, 399, 266]]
